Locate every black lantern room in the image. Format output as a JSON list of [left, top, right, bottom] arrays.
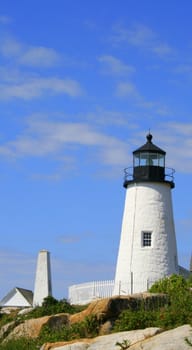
[[123, 133, 175, 188]]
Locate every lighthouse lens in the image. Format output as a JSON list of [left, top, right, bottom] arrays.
[[134, 152, 165, 167]]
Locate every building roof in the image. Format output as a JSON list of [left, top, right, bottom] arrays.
[[0, 287, 33, 307], [133, 133, 166, 155], [16, 287, 33, 305]]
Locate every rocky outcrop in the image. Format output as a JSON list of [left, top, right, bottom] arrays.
[[41, 339, 92, 350], [41, 325, 192, 350], [1, 294, 168, 342], [4, 315, 50, 340], [70, 293, 167, 324], [4, 314, 69, 341], [1, 295, 191, 349], [0, 321, 17, 340]]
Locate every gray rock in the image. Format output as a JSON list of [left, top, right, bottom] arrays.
[[52, 327, 161, 349], [89, 327, 161, 350], [130, 324, 192, 350], [54, 344, 90, 350], [51, 325, 192, 350]]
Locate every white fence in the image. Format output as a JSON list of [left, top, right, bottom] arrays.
[[68, 280, 114, 305], [68, 278, 155, 305]]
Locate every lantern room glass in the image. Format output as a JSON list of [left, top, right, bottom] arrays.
[[134, 152, 165, 167]]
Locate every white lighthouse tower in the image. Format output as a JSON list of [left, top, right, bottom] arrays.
[[113, 133, 179, 295]]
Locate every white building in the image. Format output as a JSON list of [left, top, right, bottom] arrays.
[[0, 287, 33, 308]]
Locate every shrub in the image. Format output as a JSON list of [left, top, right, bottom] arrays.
[[149, 274, 189, 296], [38, 314, 100, 344], [113, 275, 192, 332], [113, 308, 157, 332], [0, 310, 20, 328], [116, 339, 131, 349], [25, 297, 86, 319], [149, 274, 192, 328], [0, 337, 40, 350]]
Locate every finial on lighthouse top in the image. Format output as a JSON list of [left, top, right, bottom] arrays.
[[133, 132, 165, 155], [146, 132, 153, 143]]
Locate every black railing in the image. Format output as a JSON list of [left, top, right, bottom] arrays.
[[124, 166, 175, 183]]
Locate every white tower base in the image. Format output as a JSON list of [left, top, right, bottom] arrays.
[[33, 250, 52, 307], [113, 182, 178, 296]]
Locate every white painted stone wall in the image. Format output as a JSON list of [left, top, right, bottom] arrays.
[[113, 182, 178, 295], [33, 250, 52, 307]]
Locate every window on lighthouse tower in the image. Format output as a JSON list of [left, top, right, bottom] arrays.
[[142, 231, 152, 247]]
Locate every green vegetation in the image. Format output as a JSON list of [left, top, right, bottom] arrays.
[[113, 308, 158, 332], [39, 314, 100, 343], [116, 339, 131, 349], [113, 274, 192, 332], [1, 275, 192, 350], [185, 336, 192, 347], [0, 296, 88, 350], [0, 309, 19, 329], [25, 295, 86, 319], [0, 337, 40, 350]]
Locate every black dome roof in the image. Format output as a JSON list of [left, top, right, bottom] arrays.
[[133, 133, 166, 155]]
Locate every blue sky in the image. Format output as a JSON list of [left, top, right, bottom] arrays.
[[0, 0, 192, 301]]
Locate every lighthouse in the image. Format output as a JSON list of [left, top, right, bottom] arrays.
[[113, 133, 179, 295]]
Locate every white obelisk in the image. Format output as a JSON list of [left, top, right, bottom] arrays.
[[33, 250, 52, 306], [113, 133, 179, 295]]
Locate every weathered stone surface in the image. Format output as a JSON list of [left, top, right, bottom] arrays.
[[41, 325, 192, 350], [0, 321, 16, 340], [55, 343, 90, 350], [5, 315, 50, 340], [1, 294, 168, 344], [41, 340, 92, 350], [130, 324, 192, 350], [88, 327, 162, 350], [69, 293, 167, 324], [0, 307, 19, 314], [5, 313, 70, 340], [18, 307, 33, 315], [41, 327, 161, 349], [98, 320, 112, 335]]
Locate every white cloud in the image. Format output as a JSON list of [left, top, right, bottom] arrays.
[[111, 23, 174, 58], [116, 82, 139, 98], [0, 36, 83, 100], [116, 81, 155, 108], [151, 123, 192, 172], [18, 46, 60, 67], [1, 115, 192, 178], [98, 55, 135, 75], [0, 36, 60, 67], [115, 82, 170, 114], [0, 76, 83, 100], [87, 109, 135, 127], [153, 44, 173, 57], [0, 117, 129, 170]]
